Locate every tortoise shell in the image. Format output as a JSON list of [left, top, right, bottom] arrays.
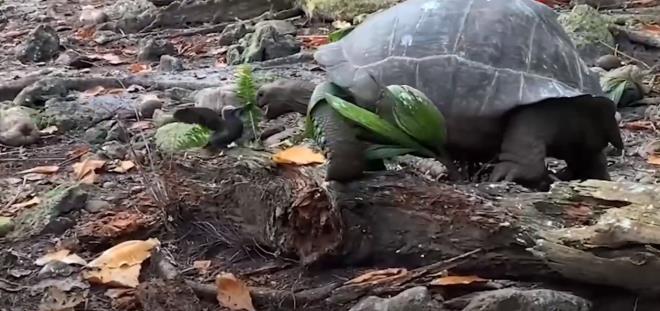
[[314, 0, 606, 153]]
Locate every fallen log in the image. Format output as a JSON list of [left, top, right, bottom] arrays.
[[164, 149, 660, 296]]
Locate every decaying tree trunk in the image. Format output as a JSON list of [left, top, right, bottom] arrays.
[[166, 149, 660, 296]]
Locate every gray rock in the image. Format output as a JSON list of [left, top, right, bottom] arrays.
[[52, 186, 88, 214], [138, 38, 177, 62], [55, 50, 94, 69], [192, 85, 240, 113], [15, 24, 60, 64], [153, 109, 175, 127], [100, 141, 128, 159], [138, 97, 164, 118], [242, 20, 301, 63], [105, 0, 157, 33], [85, 200, 111, 213], [79, 6, 109, 26], [158, 55, 184, 72], [42, 99, 99, 132], [349, 287, 444, 311], [219, 22, 251, 46], [226, 44, 245, 65], [461, 288, 592, 311], [0, 106, 40, 147]]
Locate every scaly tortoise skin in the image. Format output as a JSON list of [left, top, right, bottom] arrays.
[[258, 0, 623, 189]]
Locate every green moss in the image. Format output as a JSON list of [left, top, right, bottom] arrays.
[[558, 4, 614, 49], [298, 0, 399, 21]]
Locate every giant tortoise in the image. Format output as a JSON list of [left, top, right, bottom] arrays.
[[257, 0, 623, 189]]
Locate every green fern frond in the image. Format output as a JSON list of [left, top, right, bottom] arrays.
[[178, 125, 212, 150], [235, 65, 262, 143]]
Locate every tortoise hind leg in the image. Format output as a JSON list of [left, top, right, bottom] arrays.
[[489, 107, 551, 190], [310, 85, 367, 182]]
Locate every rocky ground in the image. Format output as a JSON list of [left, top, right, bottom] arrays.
[[0, 0, 659, 310]]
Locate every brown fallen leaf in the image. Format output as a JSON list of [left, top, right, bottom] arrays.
[[649, 154, 660, 165], [11, 197, 41, 209], [216, 272, 255, 311], [429, 275, 488, 286], [72, 158, 106, 184], [84, 238, 160, 288], [84, 264, 142, 288], [272, 146, 326, 165], [35, 249, 87, 266], [111, 161, 135, 173], [18, 165, 60, 174], [193, 260, 212, 274], [345, 268, 409, 286], [87, 238, 160, 269]]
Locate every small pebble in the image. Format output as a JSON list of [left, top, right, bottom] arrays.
[[85, 200, 111, 213], [139, 96, 164, 118], [595, 54, 623, 71], [79, 6, 108, 26], [159, 55, 184, 72]]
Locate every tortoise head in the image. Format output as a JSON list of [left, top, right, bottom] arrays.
[[256, 79, 316, 119]]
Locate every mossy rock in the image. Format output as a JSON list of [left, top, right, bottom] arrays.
[[558, 5, 615, 65], [298, 0, 400, 21], [155, 122, 211, 153], [6, 184, 86, 240]]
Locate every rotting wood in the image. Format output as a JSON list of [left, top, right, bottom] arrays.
[[164, 149, 660, 296], [611, 25, 660, 48]]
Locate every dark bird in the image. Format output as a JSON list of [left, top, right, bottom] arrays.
[[173, 105, 245, 150]]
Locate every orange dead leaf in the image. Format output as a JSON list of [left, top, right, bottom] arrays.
[[75, 26, 96, 41], [87, 238, 160, 268], [272, 146, 326, 165], [85, 264, 142, 288], [111, 161, 136, 173], [11, 197, 41, 209], [193, 260, 212, 274], [18, 165, 60, 174], [648, 154, 660, 165], [84, 238, 160, 288], [622, 121, 655, 131], [345, 268, 409, 286], [35, 249, 88, 266], [216, 273, 255, 311], [430, 275, 488, 286], [299, 35, 330, 48], [129, 63, 152, 74], [72, 158, 106, 184]]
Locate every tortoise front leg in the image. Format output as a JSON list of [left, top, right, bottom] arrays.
[[310, 89, 368, 182]]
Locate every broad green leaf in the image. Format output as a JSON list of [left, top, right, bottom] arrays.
[[324, 93, 435, 157], [386, 85, 447, 152], [605, 80, 628, 106], [328, 26, 356, 42], [365, 145, 417, 160]]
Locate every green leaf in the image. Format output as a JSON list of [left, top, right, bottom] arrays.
[[365, 145, 417, 160], [605, 80, 628, 105], [385, 85, 447, 152], [328, 26, 355, 42], [324, 93, 435, 157]]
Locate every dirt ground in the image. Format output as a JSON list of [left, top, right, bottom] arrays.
[[1, 0, 659, 310]]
